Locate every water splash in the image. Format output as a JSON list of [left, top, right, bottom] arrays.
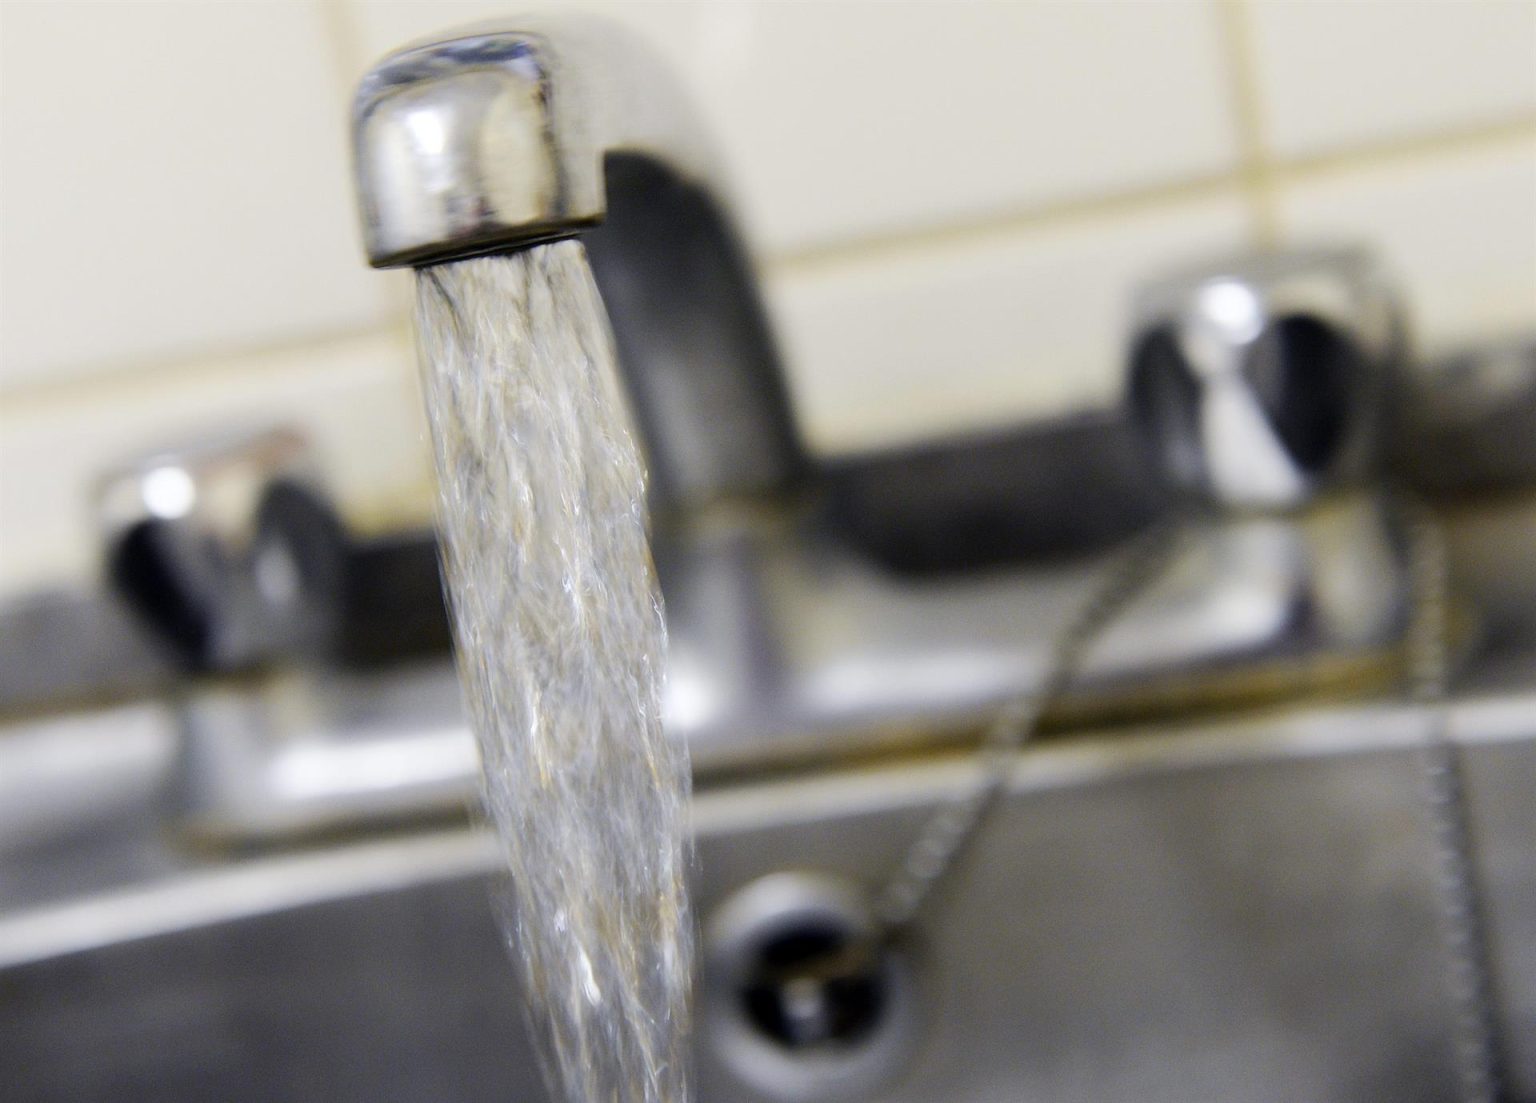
[[415, 241, 693, 1103]]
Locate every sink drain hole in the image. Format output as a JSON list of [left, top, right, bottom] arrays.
[[706, 873, 917, 1101], [740, 922, 888, 1051]]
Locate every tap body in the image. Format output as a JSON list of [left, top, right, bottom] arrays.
[[1127, 247, 1402, 514], [352, 19, 805, 517]]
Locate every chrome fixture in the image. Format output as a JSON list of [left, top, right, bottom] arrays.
[[70, 250, 1423, 842], [866, 248, 1415, 938], [1129, 247, 1399, 512], [5, 10, 1536, 1096], [97, 426, 345, 671], [157, 245, 1422, 846], [352, 19, 804, 515], [148, 491, 1412, 843], [703, 872, 917, 1102]]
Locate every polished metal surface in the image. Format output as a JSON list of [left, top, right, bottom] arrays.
[[154, 494, 1410, 842], [97, 425, 345, 672], [703, 871, 918, 1102], [0, 705, 176, 858], [1401, 498, 1503, 1101], [175, 665, 474, 843], [1129, 247, 1401, 512], [1458, 695, 1536, 1090], [869, 521, 1184, 934], [825, 409, 1172, 572], [663, 495, 1409, 766], [353, 19, 805, 513], [0, 587, 176, 715], [353, 19, 712, 267], [4, 691, 1533, 1102], [8, 332, 1532, 720]]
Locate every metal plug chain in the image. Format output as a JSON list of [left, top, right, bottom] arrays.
[[1402, 491, 1505, 1103], [873, 520, 1185, 935], [872, 492, 1502, 1103]]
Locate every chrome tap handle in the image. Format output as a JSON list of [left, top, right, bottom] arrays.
[[1128, 247, 1403, 513], [97, 427, 346, 671]]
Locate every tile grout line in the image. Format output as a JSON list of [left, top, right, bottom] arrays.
[[5, 122, 1530, 411], [315, 0, 421, 324], [1274, 112, 1536, 183], [315, 0, 366, 91], [1214, 0, 1281, 248], [770, 116, 1536, 280], [768, 172, 1253, 278], [0, 321, 417, 418], [284, 2, 430, 517]]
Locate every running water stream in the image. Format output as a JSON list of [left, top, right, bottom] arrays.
[[415, 240, 693, 1103]]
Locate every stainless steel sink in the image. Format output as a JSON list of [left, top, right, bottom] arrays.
[[5, 689, 1532, 1103], [4, 8, 1534, 1098]]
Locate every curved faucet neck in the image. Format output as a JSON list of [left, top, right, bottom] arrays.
[[352, 19, 806, 515]]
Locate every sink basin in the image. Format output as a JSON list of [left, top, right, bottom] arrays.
[[3, 690, 1533, 1102]]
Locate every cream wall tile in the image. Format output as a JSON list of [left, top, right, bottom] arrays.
[[1275, 137, 1536, 355], [0, 334, 434, 596], [666, 1, 1241, 254], [345, 0, 1240, 255], [0, 1, 395, 387], [767, 193, 1253, 456], [1247, 0, 1536, 159]]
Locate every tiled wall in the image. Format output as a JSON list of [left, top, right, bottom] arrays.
[[2, 0, 1534, 596]]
